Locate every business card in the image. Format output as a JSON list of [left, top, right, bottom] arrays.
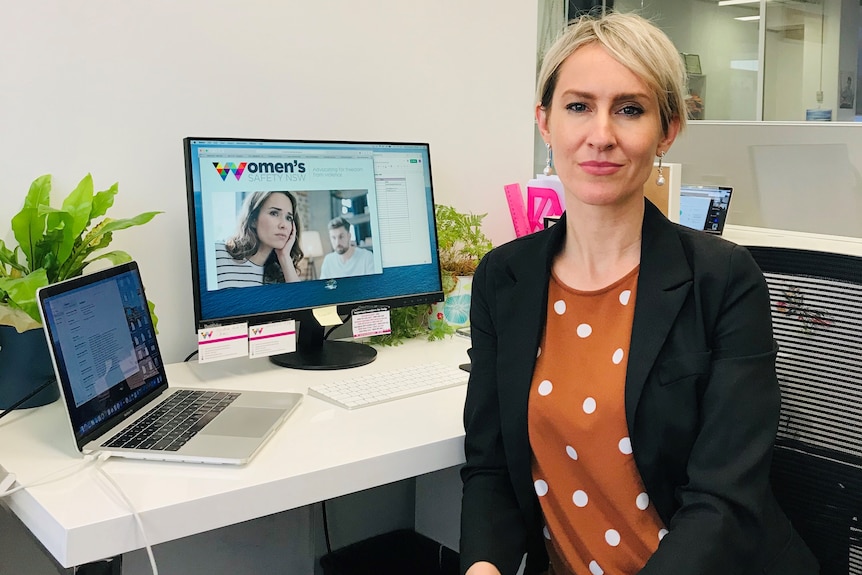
[[197, 323, 249, 363], [248, 320, 297, 359]]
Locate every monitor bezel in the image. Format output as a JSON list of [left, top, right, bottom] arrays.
[[182, 136, 445, 332]]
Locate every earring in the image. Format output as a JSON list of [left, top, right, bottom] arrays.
[[656, 151, 666, 186], [543, 143, 554, 176]]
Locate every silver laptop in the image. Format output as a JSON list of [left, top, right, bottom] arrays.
[[37, 261, 302, 465], [678, 185, 733, 235]]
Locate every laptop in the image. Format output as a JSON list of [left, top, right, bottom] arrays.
[[37, 261, 302, 465], [678, 185, 733, 235]]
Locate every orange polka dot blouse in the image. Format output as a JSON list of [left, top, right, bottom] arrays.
[[529, 267, 667, 575]]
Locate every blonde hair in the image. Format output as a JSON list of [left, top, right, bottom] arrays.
[[536, 11, 687, 136]]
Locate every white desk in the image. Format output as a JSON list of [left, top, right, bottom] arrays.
[[0, 336, 470, 568]]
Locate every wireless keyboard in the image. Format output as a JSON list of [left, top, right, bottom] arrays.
[[307, 362, 469, 409]]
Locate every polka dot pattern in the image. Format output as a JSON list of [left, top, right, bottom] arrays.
[[535, 479, 548, 497], [529, 267, 665, 574], [618, 437, 632, 455], [572, 490, 589, 507], [636, 492, 649, 511]]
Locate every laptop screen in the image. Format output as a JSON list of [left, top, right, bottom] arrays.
[[39, 262, 168, 446], [678, 185, 733, 235]]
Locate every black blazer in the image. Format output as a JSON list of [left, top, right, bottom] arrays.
[[460, 201, 818, 575]]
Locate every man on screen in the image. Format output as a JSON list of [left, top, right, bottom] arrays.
[[319, 216, 375, 279]]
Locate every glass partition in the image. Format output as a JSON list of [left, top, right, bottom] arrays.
[[537, 0, 862, 122]]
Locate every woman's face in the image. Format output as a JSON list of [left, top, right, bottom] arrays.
[[252, 193, 294, 251], [537, 43, 679, 210]]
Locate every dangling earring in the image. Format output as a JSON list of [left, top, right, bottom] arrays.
[[656, 151, 666, 186], [543, 142, 554, 176]]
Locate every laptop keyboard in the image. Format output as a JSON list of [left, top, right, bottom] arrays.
[[307, 362, 468, 410], [103, 389, 239, 451]]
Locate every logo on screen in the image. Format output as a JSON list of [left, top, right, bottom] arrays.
[[213, 162, 247, 181]]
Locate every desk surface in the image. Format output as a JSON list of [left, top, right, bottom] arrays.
[[0, 336, 470, 567]]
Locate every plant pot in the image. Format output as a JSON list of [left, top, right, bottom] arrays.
[[430, 275, 473, 329], [0, 326, 60, 410]]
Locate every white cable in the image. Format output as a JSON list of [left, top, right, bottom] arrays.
[[0, 455, 158, 574], [0, 472, 16, 494], [0, 456, 98, 499], [93, 455, 158, 575]]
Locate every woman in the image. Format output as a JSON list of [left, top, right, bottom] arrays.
[[460, 12, 818, 575], [215, 190, 304, 288]]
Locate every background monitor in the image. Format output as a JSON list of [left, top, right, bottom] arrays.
[[183, 138, 444, 370], [678, 184, 733, 235]]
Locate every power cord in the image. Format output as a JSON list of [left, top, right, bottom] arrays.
[[0, 454, 159, 575], [93, 454, 158, 575], [321, 499, 333, 555], [0, 378, 56, 422], [183, 350, 198, 362], [0, 456, 98, 499]]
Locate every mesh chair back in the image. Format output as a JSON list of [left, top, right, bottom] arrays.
[[749, 246, 862, 575]]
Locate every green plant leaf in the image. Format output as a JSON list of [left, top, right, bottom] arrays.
[[369, 304, 429, 346], [34, 208, 73, 279], [57, 211, 160, 281], [59, 174, 95, 260], [0, 268, 49, 323], [11, 208, 41, 273], [83, 250, 134, 268], [90, 182, 118, 222], [96, 212, 162, 236], [434, 204, 492, 277], [2, 174, 162, 328], [0, 240, 27, 278], [22, 175, 52, 210], [58, 229, 113, 280], [11, 175, 52, 271], [148, 299, 159, 334]]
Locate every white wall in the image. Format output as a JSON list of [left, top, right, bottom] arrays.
[[1, 0, 538, 363]]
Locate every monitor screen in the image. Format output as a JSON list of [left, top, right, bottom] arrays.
[[183, 138, 444, 369], [678, 185, 733, 235]]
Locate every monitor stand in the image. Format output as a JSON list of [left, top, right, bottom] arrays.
[[269, 312, 377, 371]]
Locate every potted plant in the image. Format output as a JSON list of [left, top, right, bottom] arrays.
[[371, 204, 492, 346], [0, 174, 161, 410], [429, 204, 493, 328]]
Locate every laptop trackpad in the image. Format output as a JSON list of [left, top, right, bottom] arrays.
[[201, 407, 283, 438]]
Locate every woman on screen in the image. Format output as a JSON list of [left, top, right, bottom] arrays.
[[459, 12, 817, 575], [216, 190, 303, 287]]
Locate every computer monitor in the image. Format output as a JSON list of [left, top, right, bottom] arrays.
[[678, 184, 733, 235], [183, 138, 444, 370]]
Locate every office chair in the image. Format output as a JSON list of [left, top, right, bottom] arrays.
[[748, 246, 862, 575]]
